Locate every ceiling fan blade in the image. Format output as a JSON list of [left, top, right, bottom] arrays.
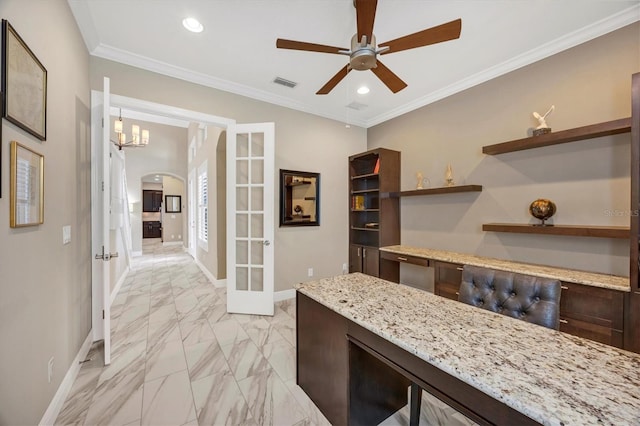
[[276, 38, 347, 54], [316, 65, 352, 95], [356, 0, 377, 44], [371, 60, 407, 93], [379, 18, 462, 55]]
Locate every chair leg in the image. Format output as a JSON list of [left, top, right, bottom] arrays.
[[409, 382, 422, 426]]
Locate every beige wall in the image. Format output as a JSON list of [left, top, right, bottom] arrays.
[[0, 0, 91, 424], [368, 23, 640, 286], [162, 175, 185, 243], [91, 58, 368, 291]]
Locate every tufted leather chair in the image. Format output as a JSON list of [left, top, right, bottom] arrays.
[[458, 265, 561, 329], [409, 265, 561, 426]]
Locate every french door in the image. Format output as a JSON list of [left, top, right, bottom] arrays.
[[226, 123, 275, 315]]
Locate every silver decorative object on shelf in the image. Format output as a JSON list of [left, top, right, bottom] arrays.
[[416, 172, 424, 189]]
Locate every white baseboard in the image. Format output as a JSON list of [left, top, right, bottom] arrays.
[[274, 289, 296, 302], [131, 251, 142, 257], [110, 266, 130, 304], [214, 278, 227, 289], [162, 241, 183, 246], [40, 332, 93, 426], [194, 258, 217, 285]]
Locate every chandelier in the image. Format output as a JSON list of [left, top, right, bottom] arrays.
[[112, 109, 149, 150]]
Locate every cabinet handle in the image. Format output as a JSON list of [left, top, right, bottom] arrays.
[[456, 266, 464, 271], [363, 248, 366, 258], [561, 286, 569, 290], [559, 319, 568, 324], [397, 257, 408, 262], [357, 247, 361, 257], [455, 292, 460, 295]]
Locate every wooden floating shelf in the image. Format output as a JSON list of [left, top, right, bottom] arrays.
[[392, 185, 483, 197], [351, 189, 378, 194], [482, 117, 631, 155], [351, 209, 379, 212], [482, 223, 630, 239], [351, 227, 379, 232]]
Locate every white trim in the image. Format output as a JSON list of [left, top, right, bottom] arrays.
[[215, 278, 227, 289], [366, 4, 640, 127], [194, 257, 217, 284], [131, 250, 142, 257], [40, 332, 93, 426], [274, 289, 296, 302], [162, 241, 183, 246]]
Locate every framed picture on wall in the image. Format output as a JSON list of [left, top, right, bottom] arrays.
[[1, 19, 47, 141], [10, 141, 44, 227]]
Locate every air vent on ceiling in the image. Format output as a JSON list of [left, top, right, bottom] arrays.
[[346, 101, 368, 111], [273, 77, 297, 88]]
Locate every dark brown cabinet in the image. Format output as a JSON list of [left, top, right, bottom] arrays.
[[143, 221, 162, 239], [143, 190, 163, 212], [349, 148, 400, 278], [559, 282, 624, 348]]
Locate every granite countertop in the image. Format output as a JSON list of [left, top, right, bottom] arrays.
[[380, 245, 630, 292], [295, 273, 640, 426]]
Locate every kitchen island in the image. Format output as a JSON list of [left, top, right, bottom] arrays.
[[295, 273, 640, 425]]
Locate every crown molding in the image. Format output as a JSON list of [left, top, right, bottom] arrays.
[[91, 44, 369, 128], [365, 4, 640, 128]]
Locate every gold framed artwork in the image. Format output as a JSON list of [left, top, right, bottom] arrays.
[[2, 19, 47, 140], [10, 141, 44, 227]]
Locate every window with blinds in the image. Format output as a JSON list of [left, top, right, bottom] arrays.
[[197, 161, 208, 249]]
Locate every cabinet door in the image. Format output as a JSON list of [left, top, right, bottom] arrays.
[[142, 190, 153, 212], [434, 261, 463, 301], [559, 282, 624, 347], [362, 247, 379, 277], [350, 245, 363, 273]]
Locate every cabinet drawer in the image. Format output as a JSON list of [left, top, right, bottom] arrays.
[[434, 261, 463, 301], [380, 251, 429, 267], [559, 316, 624, 348], [559, 282, 624, 330], [436, 281, 460, 301]]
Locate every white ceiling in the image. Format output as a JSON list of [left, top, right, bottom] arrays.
[[69, 0, 639, 128]]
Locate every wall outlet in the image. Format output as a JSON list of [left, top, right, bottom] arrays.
[[308, 268, 313, 277], [48, 357, 54, 383], [342, 263, 348, 274]]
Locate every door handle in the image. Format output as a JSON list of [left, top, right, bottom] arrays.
[[95, 247, 119, 261], [263, 240, 271, 246]]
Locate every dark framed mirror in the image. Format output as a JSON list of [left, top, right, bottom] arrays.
[[280, 169, 320, 227], [165, 195, 181, 213]]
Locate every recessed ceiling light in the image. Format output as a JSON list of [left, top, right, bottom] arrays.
[[357, 86, 370, 95], [182, 17, 204, 33]]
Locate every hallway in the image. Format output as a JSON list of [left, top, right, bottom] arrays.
[[56, 240, 329, 425]]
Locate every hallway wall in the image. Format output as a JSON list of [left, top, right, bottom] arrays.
[[0, 0, 92, 424]]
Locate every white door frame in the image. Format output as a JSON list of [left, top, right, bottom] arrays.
[[188, 168, 197, 257]]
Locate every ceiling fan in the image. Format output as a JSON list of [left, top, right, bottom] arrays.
[[276, 0, 462, 95]]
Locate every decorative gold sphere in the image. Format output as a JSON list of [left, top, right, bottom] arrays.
[[529, 199, 556, 225]]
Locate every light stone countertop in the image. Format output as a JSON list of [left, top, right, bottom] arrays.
[[380, 245, 630, 292], [295, 273, 640, 426]]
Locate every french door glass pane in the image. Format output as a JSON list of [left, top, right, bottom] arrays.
[[237, 134, 249, 157], [251, 133, 264, 157], [237, 160, 249, 184], [251, 214, 263, 238], [236, 240, 248, 264], [251, 187, 263, 211], [251, 267, 264, 291], [236, 187, 248, 211], [236, 267, 248, 291], [236, 213, 248, 238]]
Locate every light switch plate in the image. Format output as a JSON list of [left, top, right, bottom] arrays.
[[63, 225, 71, 245]]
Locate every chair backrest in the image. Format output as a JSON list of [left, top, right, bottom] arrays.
[[458, 265, 561, 330]]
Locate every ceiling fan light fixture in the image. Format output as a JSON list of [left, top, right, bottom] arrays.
[[357, 86, 370, 95], [182, 17, 203, 33]]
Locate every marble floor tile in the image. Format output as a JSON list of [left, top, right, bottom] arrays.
[[145, 338, 188, 382], [243, 318, 286, 348], [285, 380, 332, 426], [184, 340, 230, 381], [273, 319, 296, 347], [147, 316, 181, 348], [148, 302, 177, 325], [191, 370, 253, 425], [262, 340, 296, 382], [179, 317, 216, 346], [221, 339, 271, 381], [237, 369, 307, 426], [141, 370, 196, 426], [205, 303, 234, 324], [212, 318, 250, 347]]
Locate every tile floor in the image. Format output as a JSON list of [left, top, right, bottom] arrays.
[[56, 239, 473, 426]]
